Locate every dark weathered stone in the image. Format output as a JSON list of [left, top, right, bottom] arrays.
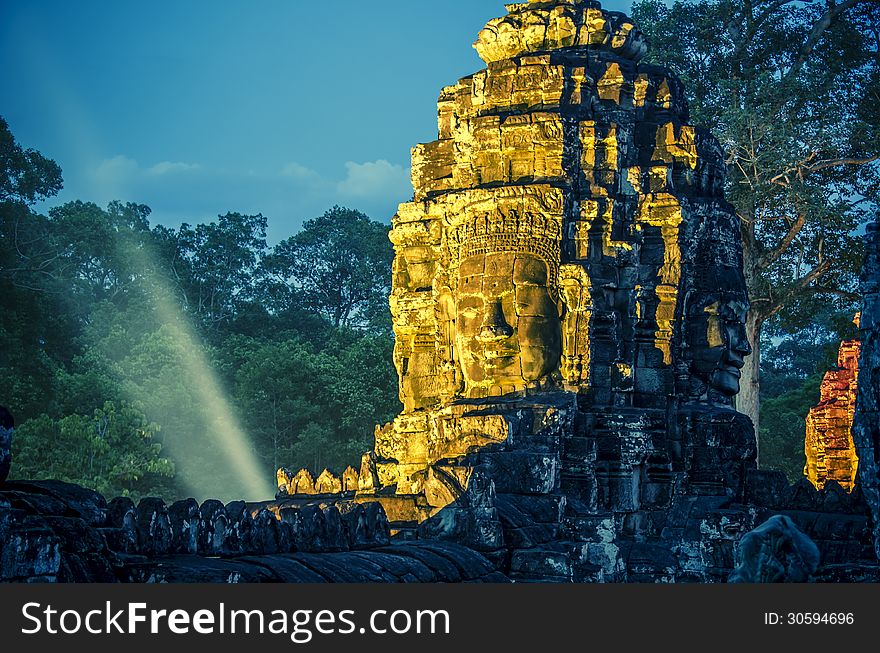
[[297, 505, 328, 551], [510, 547, 572, 581], [729, 515, 820, 583], [336, 503, 360, 546], [418, 467, 504, 552], [744, 469, 791, 509], [250, 509, 281, 554], [361, 501, 391, 547], [321, 505, 347, 552], [224, 501, 253, 555], [1, 487, 71, 517], [0, 406, 12, 483], [41, 515, 107, 554], [106, 497, 139, 553], [7, 479, 108, 526], [480, 451, 560, 495], [0, 512, 61, 582], [135, 498, 172, 557], [120, 555, 280, 583], [237, 554, 329, 582], [853, 217, 880, 559], [198, 500, 229, 555], [168, 499, 200, 554]]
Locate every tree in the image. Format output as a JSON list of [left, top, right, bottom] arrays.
[[10, 401, 175, 499], [261, 206, 393, 331], [0, 116, 62, 206], [234, 337, 336, 473], [327, 330, 399, 445], [1, 200, 160, 420], [46, 200, 153, 306], [0, 119, 69, 419], [233, 332, 398, 476], [633, 0, 879, 440], [154, 212, 267, 331], [759, 378, 821, 482]]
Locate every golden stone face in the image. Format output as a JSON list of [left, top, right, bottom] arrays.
[[455, 252, 561, 397]]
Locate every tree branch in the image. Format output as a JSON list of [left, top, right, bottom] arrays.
[[783, 0, 871, 83], [756, 213, 806, 269], [732, 0, 803, 60], [807, 285, 862, 301], [803, 156, 880, 174], [769, 154, 878, 187], [755, 258, 834, 321]]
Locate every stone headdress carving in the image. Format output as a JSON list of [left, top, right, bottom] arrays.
[[447, 209, 564, 298]]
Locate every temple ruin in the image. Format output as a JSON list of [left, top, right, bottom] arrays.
[[279, 0, 764, 581], [270, 0, 880, 582], [2, 0, 879, 584], [804, 318, 860, 492]]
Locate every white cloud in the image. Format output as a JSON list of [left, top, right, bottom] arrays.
[[81, 154, 407, 241], [147, 161, 201, 175], [93, 156, 201, 181], [93, 154, 139, 182], [280, 161, 319, 180], [336, 159, 411, 199]]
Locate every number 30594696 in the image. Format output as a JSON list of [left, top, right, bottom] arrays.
[[764, 612, 854, 625]]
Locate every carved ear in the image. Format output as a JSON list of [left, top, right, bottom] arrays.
[[558, 264, 592, 312]]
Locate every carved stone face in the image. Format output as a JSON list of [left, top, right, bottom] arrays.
[[455, 252, 561, 397], [496, 19, 521, 56], [686, 294, 751, 398]]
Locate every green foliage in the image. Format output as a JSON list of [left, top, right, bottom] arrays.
[[10, 401, 175, 499], [633, 0, 877, 316], [154, 212, 268, 331], [47, 200, 153, 301], [758, 306, 859, 480], [0, 121, 398, 500], [233, 331, 398, 476], [761, 305, 859, 398], [261, 206, 393, 331], [759, 376, 821, 483], [0, 116, 62, 205]]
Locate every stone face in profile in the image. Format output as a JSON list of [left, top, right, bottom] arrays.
[[684, 292, 751, 400]]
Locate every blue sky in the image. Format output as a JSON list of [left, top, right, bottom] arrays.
[[2, 0, 632, 242]]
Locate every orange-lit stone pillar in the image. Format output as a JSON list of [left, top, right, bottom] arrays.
[[804, 320, 860, 491]]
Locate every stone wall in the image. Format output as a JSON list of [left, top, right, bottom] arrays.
[[853, 218, 880, 559], [804, 330, 860, 491], [0, 479, 506, 582]]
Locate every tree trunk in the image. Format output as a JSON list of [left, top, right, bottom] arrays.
[[739, 310, 762, 464], [739, 213, 762, 463]]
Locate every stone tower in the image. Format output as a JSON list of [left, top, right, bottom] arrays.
[[804, 320, 860, 492], [349, 0, 755, 516], [279, 0, 760, 580]]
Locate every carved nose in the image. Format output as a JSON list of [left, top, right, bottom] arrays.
[[732, 326, 752, 355], [477, 300, 513, 342]]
